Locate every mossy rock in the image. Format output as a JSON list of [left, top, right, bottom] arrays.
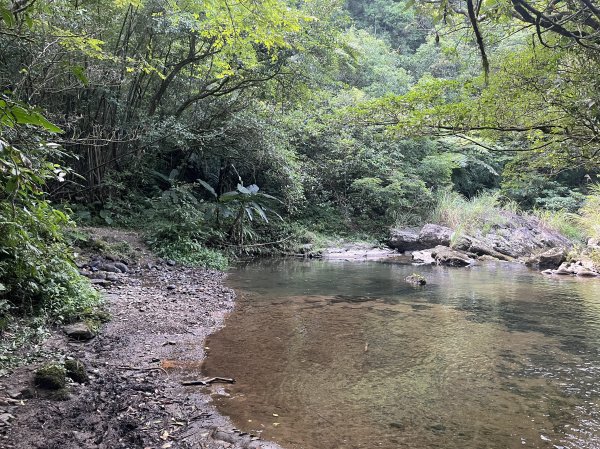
[[65, 359, 88, 383], [34, 363, 67, 390]]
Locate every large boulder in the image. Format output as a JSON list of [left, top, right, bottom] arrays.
[[538, 247, 567, 268], [526, 247, 567, 269], [388, 228, 425, 251], [418, 224, 453, 247]]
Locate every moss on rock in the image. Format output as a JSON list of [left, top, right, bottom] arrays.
[[34, 363, 67, 390]]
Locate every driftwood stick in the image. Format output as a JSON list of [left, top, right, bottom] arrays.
[[181, 377, 235, 386]]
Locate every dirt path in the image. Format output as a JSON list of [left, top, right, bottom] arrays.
[[0, 229, 282, 449]]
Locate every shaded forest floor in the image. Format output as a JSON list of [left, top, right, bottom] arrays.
[[0, 229, 281, 449]]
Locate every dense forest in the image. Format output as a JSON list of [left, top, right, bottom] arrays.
[[1, 0, 600, 326]]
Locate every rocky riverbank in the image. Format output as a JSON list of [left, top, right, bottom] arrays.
[[0, 229, 282, 449], [388, 214, 600, 277]]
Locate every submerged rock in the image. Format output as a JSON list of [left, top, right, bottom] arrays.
[[405, 274, 427, 285]]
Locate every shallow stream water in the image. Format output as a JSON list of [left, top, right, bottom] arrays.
[[203, 259, 600, 449]]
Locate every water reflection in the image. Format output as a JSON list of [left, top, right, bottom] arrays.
[[204, 259, 600, 449]]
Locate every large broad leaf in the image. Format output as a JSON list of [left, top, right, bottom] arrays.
[[7, 104, 62, 133], [257, 192, 283, 203], [0, 7, 14, 27], [219, 191, 240, 202], [198, 179, 217, 198]]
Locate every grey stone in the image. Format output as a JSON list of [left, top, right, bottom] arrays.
[[113, 262, 129, 273], [554, 262, 574, 275], [418, 224, 453, 247], [412, 249, 436, 265], [388, 228, 424, 251], [574, 266, 598, 277], [535, 247, 567, 269], [63, 322, 95, 341], [431, 246, 474, 267], [98, 263, 121, 273]]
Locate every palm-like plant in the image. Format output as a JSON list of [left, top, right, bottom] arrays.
[[198, 180, 282, 245]]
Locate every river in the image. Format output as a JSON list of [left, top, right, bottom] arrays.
[[203, 259, 600, 449]]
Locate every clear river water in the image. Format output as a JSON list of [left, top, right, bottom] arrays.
[[203, 258, 600, 449]]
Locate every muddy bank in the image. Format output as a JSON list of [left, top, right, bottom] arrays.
[[0, 230, 282, 449]]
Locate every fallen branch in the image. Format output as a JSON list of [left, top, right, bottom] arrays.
[[181, 377, 235, 386]]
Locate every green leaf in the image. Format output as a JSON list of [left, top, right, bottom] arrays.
[[251, 202, 268, 222], [10, 105, 62, 133], [198, 179, 217, 197], [70, 66, 89, 86], [219, 191, 240, 202], [5, 176, 18, 193], [0, 7, 14, 27]]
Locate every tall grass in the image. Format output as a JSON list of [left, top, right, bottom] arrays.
[[430, 191, 517, 236], [531, 209, 585, 242], [578, 184, 600, 240]]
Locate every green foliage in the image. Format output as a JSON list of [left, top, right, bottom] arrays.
[[152, 239, 228, 270], [138, 185, 228, 269], [349, 174, 434, 229], [0, 110, 99, 324]]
